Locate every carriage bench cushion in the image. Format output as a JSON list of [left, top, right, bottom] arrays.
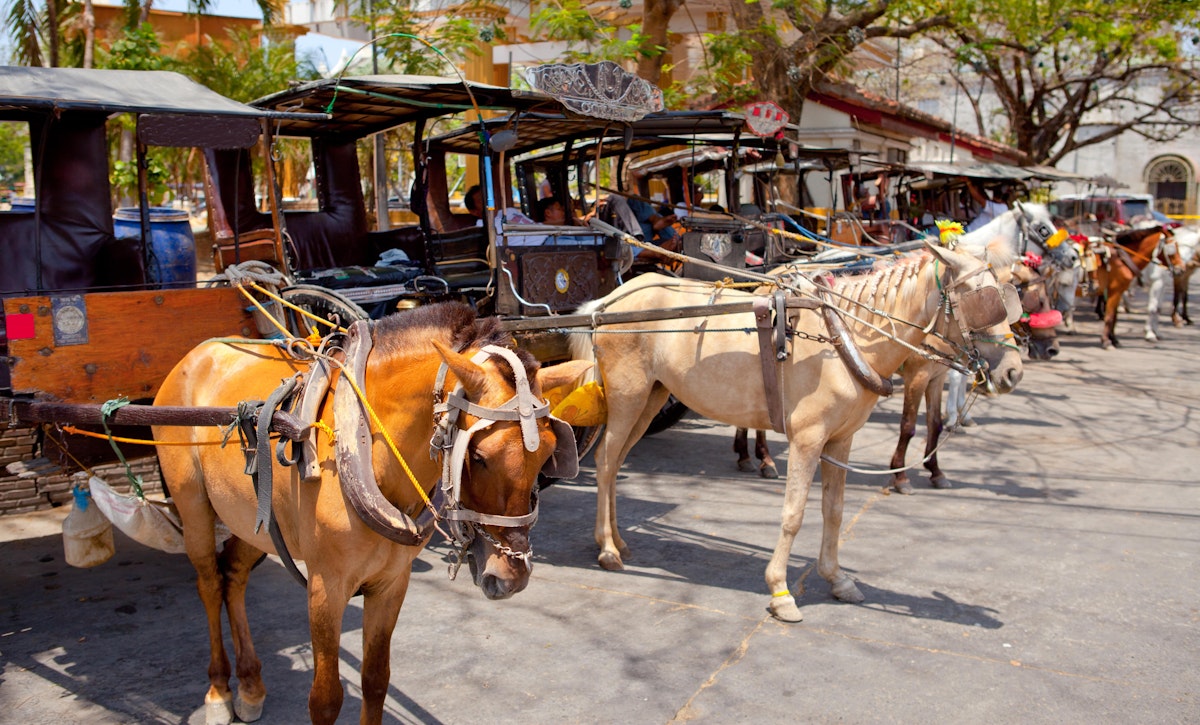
[[295, 264, 422, 291]]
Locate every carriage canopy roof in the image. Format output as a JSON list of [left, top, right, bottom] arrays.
[[251, 75, 558, 139], [0, 67, 275, 118]]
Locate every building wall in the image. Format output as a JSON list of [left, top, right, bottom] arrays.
[[0, 426, 162, 516]]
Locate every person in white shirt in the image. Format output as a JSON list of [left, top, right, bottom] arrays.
[[964, 179, 1009, 233]]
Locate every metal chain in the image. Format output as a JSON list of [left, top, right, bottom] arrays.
[[476, 526, 533, 569]]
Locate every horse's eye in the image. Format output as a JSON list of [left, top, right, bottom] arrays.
[[470, 450, 487, 469]]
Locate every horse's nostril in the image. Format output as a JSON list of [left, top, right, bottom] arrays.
[[1006, 367, 1023, 388]]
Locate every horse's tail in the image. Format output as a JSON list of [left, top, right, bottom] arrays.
[[567, 299, 601, 383]]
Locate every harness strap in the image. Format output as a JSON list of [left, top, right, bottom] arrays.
[[296, 356, 333, 482], [240, 374, 308, 589], [753, 296, 787, 434]]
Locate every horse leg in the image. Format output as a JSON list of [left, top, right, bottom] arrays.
[[593, 383, 671, 571], [1104, 272, 1134, 348], [1173, 274, 1190, 326], [817, 436, 865, 604], [755, 430, 779, 479], [358, 568, 412, 725], [887, 369, 924, 495], [178, 504, 238, 725], [1144, 266, 1163, 342], [307, 576, 352, 725], [733, 428, 754, 472], [924, 379, 951, 489], [218, 537, 268, 723], [944, 369, 968, 428], [765, 437, 823, 623]]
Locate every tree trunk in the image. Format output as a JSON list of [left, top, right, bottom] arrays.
[[636, 0, 683, 88], [82, 0, 95, 69], [47, 0, 59, 66]]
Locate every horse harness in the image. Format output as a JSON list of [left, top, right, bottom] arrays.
[[429, 343, 576, 571], [234, 321, 575, 588]]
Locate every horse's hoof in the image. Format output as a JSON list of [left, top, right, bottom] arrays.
[[831, 578, 865, 603], [759, 462, 779, 479], [1101, 339, 1112, 349], [204, 694, 234, 725], [736, 459, 756, 473], [234, 694, 265, 723], [1145, 331, 1158, 342], [930, 474, 952, 489], [598, 551, 624, 571], [768, 595, 803, 623], [960, 416, 977, 427], [891, 478, 914, 495]]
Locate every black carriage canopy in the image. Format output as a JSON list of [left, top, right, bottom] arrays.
[[250, 74, 560, 139], [0, 67, 324, 296]]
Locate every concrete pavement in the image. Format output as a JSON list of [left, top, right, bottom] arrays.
[[2, 284, 1197, 724]]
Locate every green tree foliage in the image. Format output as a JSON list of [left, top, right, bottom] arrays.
[[530, 0, 662, 71], [178, 26, 318, 102], [715, 0, 955, 117], [0, 122, 29, 191], [932, 0, 1200, 164]]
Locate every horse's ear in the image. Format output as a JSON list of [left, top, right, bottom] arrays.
[[535, 360, 593, 393], [924, 239, 964, 272], [431, 339, 488, 398]]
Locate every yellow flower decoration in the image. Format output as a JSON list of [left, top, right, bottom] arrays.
[[935, 219, 964, 248]]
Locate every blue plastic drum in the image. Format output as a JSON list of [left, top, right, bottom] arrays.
[[113, 207, 197, 285]]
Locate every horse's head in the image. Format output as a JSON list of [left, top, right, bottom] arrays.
[[1009, 263, 1061, 360], [927, 244, 1025, 394], [433, 340, 591, 600], [1156, 228, 1187, 276], [1010, 202, 1073, 266]]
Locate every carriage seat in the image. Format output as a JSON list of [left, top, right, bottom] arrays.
[[427, 226, 492, 290]]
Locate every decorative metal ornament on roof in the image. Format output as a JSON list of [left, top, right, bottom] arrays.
[[525, 61, 664, 122], [744, 101, 789, 137]]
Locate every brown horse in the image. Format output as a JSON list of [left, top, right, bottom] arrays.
[[1095, 226, 1184, 348], [570, 244, 1023, 623], [888, 263, 1056, 494], [153, 303, 590, 725]]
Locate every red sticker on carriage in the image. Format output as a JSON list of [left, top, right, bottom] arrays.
[[5, 312, 35, 341]]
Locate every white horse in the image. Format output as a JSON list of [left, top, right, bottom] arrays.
[[941, 203, 1071, 427], [1144, 226, 1200, 341]]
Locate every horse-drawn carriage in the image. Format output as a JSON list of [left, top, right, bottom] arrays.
[[0, 63, 1060, 723]]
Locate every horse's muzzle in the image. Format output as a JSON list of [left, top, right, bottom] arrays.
[[990, 363, 1023, 394], [467, 534, 531, 600]]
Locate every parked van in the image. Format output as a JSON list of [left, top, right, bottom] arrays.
[[1048, 193, 1177, 236]]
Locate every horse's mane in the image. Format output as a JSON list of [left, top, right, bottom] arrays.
[[371, 302, 537, 380], [831, 252, 931, 312], [1114, 225, 1164, 248], [953, 205, 1035, 269]]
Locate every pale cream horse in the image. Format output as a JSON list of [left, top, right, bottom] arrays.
[[570, 243, 1023, 622]]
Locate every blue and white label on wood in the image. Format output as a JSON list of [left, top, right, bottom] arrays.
[[52, 294, 89, 346]]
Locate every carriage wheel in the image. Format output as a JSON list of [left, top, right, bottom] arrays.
[[280, 285, 369, 337]]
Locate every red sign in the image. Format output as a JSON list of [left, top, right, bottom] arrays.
[[745, 101, 789, 137]]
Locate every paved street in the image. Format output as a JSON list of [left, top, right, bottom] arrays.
[[2, 283, 1198, 724]]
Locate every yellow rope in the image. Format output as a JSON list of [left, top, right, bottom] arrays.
[[87, 279, 424, 511], [61, 424, 223, 446], [234, 284, 293, 338], [244, 281, 349, 334], [333, 363, 434, 511]]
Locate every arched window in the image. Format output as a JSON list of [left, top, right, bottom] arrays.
[[1145, 156, 1194, 216]]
